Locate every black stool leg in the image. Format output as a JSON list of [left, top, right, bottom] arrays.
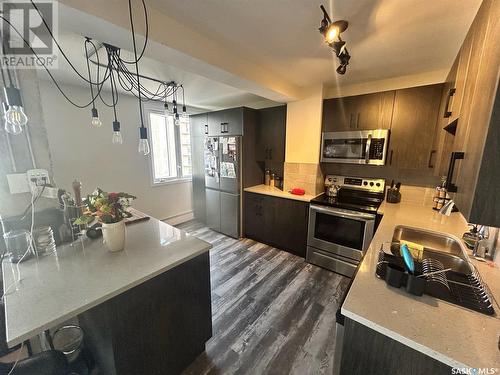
[[25, 339, 33, 356], [44, 330, 54, 350]]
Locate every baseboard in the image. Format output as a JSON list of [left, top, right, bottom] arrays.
[[163, 211, 194, 226]]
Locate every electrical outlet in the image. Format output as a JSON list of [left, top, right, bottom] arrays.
[[26, 169, 50, 192], [7, 173, 30, 194]]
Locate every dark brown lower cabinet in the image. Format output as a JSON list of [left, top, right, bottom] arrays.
[[243, 192, 308, 258], [340, 318, 452, 375]]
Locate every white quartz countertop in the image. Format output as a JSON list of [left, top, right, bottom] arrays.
[[244, 184, 318, 202], [342, 186, 500, 369], [2, 216, 211, 347]]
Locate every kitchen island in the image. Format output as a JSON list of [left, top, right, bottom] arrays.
[[2, 215, 212, 374], [340, 186, 500, 374]]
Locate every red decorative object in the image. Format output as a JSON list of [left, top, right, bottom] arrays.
[[290, 188, 306, 196]]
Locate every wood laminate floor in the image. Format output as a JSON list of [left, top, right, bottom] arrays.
[[176, 221, 350, 375]]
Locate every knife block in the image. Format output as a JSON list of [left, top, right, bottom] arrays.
[[386, 188, 401, 203]]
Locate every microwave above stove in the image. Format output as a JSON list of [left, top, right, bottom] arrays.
[[321, 129, 390, 165]]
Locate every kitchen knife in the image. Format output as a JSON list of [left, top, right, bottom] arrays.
[[395, 182, 401, 191], [390, 180, 394, 189]]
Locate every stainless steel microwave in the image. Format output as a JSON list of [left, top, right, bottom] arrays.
[[320, 129, 390, 165]]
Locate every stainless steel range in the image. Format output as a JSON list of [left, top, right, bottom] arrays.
[[306, 175, 385, 277]]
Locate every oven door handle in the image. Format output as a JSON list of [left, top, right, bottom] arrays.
[[365, 134, 372, 164], [311, 205, 376, 221]]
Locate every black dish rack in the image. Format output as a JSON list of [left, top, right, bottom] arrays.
[[376, 250, 495, 316]]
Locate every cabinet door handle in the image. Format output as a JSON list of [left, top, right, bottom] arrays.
[[204, 124, 208, 135], [356, 113, 360, 129], [389, 150, 394, 165], [349, 113, 354, 129], [444, 88, 456, 118], [269, 148, 273, 160], [428, 150, 437, 168], [445, 151, 465, 192]]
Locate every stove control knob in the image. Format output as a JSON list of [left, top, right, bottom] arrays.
[[376, 182, 381, 187], [369, 182, 374, 187], [363, 181, 368, 186]]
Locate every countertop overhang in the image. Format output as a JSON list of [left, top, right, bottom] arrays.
[[341, 186, 500, 369], [2, 216, 212, 347]]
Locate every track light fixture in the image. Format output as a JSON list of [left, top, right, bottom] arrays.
[[319, 5, 351, 75]]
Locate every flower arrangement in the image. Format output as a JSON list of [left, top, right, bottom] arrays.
[[74, 188, 136, 225]]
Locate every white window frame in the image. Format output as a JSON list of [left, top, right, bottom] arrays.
[[145, 104, 192, 187]]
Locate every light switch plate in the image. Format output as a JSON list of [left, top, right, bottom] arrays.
[[6, 173, 30, 194]]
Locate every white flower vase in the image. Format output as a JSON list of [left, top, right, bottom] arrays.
[[102, 220, 126, 252]]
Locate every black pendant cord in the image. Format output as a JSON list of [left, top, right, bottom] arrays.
[[181, 85, 186, 108], [119, 0, 149, 64], [0, 15, 111, 108], [97, 49, 120, 108], [0, 64, 7, 87], [29, 0, 109, 85], [84, 39, 97, 110], [128, 0, 145, 128], [114, 56, 173, 100], [110, 69, 119, 122], [1, 38, 14, 86]]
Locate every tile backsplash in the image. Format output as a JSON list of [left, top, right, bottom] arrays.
[[284, 162, 324, 196]]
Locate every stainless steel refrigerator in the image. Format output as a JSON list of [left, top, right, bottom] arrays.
[[204, 136, 241, 238]]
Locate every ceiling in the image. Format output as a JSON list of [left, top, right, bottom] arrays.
[[51, 0, 482, 109], [148, 0, 482, 89]]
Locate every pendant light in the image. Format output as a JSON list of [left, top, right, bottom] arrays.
[[110, 71, 123, 144], [180, 85, 188, 119], [138, 126, 150, 155], [1, 63, 27, 135], [112, 121, 123, 144], [3, 86, 28, 134], [1, 0, 188, 144], [85, 38, 102, 128]]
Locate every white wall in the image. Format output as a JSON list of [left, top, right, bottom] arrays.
[[39, 80, 193, 221], [285, 85, 323, 164]]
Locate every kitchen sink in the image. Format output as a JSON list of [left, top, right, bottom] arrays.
[[378, 225, 496, 315], [391, 225, 472, 275]]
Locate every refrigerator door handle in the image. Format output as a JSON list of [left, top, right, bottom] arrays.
[[215, 171, 220, 183]]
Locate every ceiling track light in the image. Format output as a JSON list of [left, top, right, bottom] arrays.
[[319, 5, 351, 75]]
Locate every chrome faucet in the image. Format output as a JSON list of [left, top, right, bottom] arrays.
[[438, 199, 455, 216], [473, 226, 490, 258]]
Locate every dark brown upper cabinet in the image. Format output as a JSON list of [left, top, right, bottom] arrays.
[[388, 84, 443, 170], [448, 0, 500, 226], [207, 107, 244, 136], [322, 91, 394, 132], [255, 105, 286, 162], [443, 24, 474, 127]]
